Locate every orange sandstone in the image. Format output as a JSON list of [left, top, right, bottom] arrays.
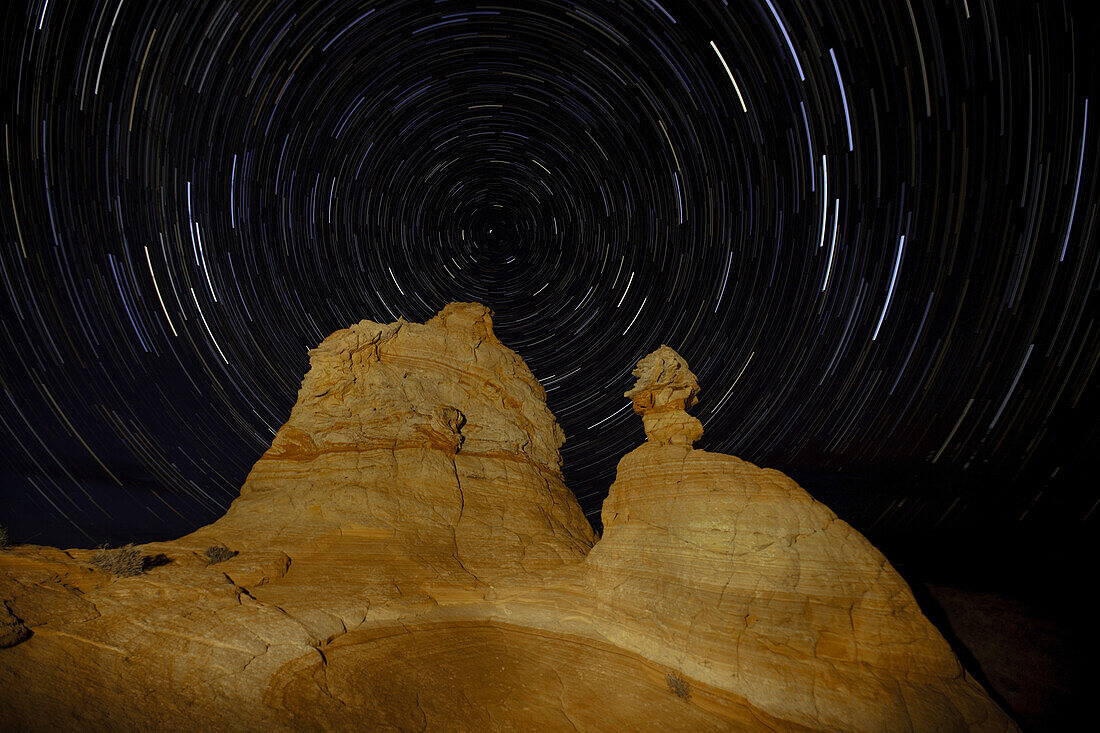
[[0, 304, 1014, 731]]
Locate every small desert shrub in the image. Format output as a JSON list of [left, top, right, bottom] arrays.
[[0, 524, 9, 548], [90, 544, 145, 577], [204, 545, 237, 565], [666, 671, 691, 699]]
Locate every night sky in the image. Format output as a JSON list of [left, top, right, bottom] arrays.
[[1, 0, 1097, 588]]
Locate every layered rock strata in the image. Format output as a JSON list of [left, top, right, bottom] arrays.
[[573, 346, 1008, 731], [0, 304, 1014, 731]]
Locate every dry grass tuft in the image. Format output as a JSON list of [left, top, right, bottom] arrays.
[[203, 545, 238, 565], [666, 671, 691, 700], [90, 544, 145, 577]]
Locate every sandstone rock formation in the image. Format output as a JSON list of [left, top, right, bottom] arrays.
[[0, 304, 1015, 731], [624, 345, 704, 446], [574, 345, 1010, 731]]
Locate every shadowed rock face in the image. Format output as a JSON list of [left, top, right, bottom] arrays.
[[0, 303, 1015, 732]]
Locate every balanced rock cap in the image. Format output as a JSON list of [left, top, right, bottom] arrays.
[[625, 345, 704, 446]]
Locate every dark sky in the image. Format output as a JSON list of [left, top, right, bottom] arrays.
[[1, 0, 1097, 585]]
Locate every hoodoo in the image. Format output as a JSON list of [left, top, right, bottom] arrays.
[[574, 344, 1013, 730], [623, 344, 705, 446], [0, 304, 1014, 731]]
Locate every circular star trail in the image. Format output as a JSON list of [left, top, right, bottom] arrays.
[[1, 0, 1097, 568]]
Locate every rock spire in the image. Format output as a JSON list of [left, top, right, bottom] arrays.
[[624, 345, 704, 446]]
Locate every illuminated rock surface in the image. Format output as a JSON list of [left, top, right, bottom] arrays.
[[0, 303, 1014, 731]]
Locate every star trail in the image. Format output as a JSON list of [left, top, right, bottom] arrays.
[[1, 0, 1097, 582]]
